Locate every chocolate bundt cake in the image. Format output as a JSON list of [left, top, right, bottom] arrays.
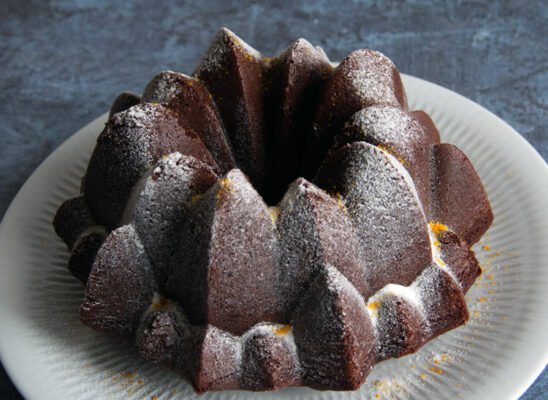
[[53, 28, 493, 392]]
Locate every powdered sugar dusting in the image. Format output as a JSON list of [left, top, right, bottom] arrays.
[[92, 225, 149, 282], [345, 49, 399, 105], [106, 103, 163, 168], [210, 325, 242, 352], [120, 165, 155, 225], [383, 284, 425, 315], [95, 224, 145, 258], [318, 142, 431, 294], [239, 323, 300, 362], [411, 266, 439, 306], [229, 30, 262, 60], [366, 284, 425, 329], [194, 30, 230, 76], [287, 38, 330, 66], [240, 323, 276, 342], [346, 106, 423, 147], [142, 71, 182, 103], [379, 147, 426, 220], [410, 263, 462, 331], [426, 223, 461, 285], [203, 325, 243, 376], [60, 29, 486, 392], [428, 224, 446, 267], [324, 263, 364, 302], [195, 28, 262, 76], [130, 152, 217, 285], [120, 103, 160, 129]]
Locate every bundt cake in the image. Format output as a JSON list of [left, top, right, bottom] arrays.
[[53, 27, 493, 392]]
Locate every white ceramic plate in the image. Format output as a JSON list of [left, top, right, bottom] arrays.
[[1, 75, 547, 400]]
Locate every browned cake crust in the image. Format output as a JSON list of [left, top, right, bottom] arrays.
[[292, 265, 376, 390], [276, 179, 369, 316], [410, 110, 441, 144], [109, 91, 141, 118], [332, 105, 440, 212], [438, 230, 482, 293], [84, 103, 219, 229], [415, 265, 469, 342], [53, 27, 494, 393], [265, 39, 333, 202], [302, 49, 408, 178], [194, 28, 268, 191], [315, 142, 432, 296], [430, 143, 493, 244], [53, 196, 95, 249], [142, 71, 236, 174], [130, 153, 218, 285], [375, 292, 425, 361], [68, 230, 105, 283], [165, 170, 282, 335], [80, 225, 156, 335], [137, 307, 182, 364], [240, 327, 302, 390]]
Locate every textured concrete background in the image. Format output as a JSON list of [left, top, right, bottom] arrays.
[[1, 0, 546, 398]]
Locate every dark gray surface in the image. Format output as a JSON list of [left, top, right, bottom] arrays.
[[1, 0, 546, 399]]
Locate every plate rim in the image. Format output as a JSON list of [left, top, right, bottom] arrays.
[[0, 73, 547, 400]]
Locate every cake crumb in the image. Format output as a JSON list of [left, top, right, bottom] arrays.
[[191, 193, 203, 204], [376, 143, 406, 166], [268, 207, 280, 225], [429, 366, 443, 374], [429, 221, 449, 236], [331, 192, 348, 214], [432, 353, 449, 364], [152, 296, 168, 310], [273, 324, 291, 336], [216, 177, 232, 202], [366, 299, 381, 318]]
